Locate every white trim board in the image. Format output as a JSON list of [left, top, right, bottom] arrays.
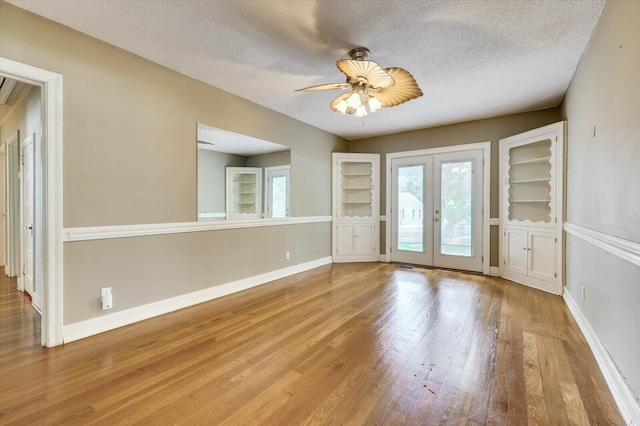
[[564, 222, 640, 268], [63, 256, 332, 343], [64, 215, 332, 242], [563, 289, 640, 425], [197, 212, 226, 219]]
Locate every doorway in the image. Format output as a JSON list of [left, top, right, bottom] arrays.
[[0, 57, 64, 347], [387, 143, 490, 273], [1, 82, 42, 315]]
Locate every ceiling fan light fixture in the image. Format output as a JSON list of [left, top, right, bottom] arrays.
[[368, 96, 383, 113], [336, 99, 348, 114], [346, 92, 362, 108], [300, 47, 422, 118], [355, 105, 367, 118]]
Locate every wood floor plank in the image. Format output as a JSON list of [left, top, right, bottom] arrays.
[[0, 264, 625, 425], [522, 331, 549, 425]]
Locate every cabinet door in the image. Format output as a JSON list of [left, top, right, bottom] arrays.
[[504, 228, 528, 275], [528, 231, 556, 282], [335, 224, 356, 256], [355, 223, 376, 255]]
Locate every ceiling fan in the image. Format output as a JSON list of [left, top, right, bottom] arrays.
[[296, 47, 423, 118]]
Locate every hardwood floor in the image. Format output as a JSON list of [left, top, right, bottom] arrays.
[[0, 263, 624, 425]]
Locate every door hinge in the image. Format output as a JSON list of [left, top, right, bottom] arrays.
[[482, 256, 484, 262], [390, 247, 392, 253], [554, 272, 557, 278], [555, 238, 557, 243], [21, 154, 24, 165]]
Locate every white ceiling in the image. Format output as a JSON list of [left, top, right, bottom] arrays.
[[7, 0, 606, 140], [197, 123, 289, 156]]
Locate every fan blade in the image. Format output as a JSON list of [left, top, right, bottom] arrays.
[[296, 83, 351, 92], [336, 59, 395, 89], [372, 67, 423, 108]]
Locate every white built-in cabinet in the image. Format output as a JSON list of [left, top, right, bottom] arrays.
[[332, 153, 380, 262], [499, 121, 565, 294], [226, 167, 262, 220]]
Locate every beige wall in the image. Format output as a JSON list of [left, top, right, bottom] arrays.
[[0, 2, 346, 325], [561, 0, 639, 400], [64, 222, 330, 324], [349, 108, 562, 263]]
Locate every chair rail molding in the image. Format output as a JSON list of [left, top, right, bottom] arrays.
[[64, 216, 332, 242], [564, 222, 640, 268]]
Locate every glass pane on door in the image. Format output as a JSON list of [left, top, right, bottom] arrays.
[[397, 165, 424, 252], [270, 175, 287, 218], [440, 161, 473, 257]]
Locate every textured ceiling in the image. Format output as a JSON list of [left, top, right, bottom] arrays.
[[6, 0, 606, 140]]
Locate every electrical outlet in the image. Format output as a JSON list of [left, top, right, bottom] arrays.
[[101, 287, 113, 310], [581, 286, 586, 300], [285, 251, 290, 260]]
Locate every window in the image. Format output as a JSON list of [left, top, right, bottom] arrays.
[[265, 165, 290, 218]]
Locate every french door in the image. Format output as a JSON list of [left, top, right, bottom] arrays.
[[391, 149, 484, 272]]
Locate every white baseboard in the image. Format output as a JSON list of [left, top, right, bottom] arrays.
[[379, 254, 387, 262], [489, 266, 500, 276], [563, 289, 640, 425], [63, 256, 332, 344]]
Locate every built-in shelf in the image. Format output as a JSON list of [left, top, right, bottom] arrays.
[[499, 122, 564, 295], [510, 156, 552, 166], [507, 139, 553, 223], [333, 153, 380, 262], [510, 178, 551, 184], [226, 167, 262, 219]]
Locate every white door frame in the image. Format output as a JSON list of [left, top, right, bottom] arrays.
[[0, 145, 5, 268], [385, 142, 491, 275], [0, 57, 64, 347], [20, 133, 41, 311], [5, 133, 19, 280]]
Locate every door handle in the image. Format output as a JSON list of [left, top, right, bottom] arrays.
[[434, 217, 440, 222]]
